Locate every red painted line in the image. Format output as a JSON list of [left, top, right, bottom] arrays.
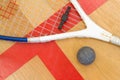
[[0, 0, 107, 80], [37, 42, 83, 80], [78, 0, 107, 14]]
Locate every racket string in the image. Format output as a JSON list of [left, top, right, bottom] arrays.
[[6, 9, 24, 36], [37, 6, 66, 36], [13, 10, 23, 36], [1, 0, 35, 37], [28, 4, 81, 37], [0, 0, 82, 38], [0, 0, 18, 19], [28, 6, 64, 37], [47, 18, 71, 30], [0, 0, 20, 36], [49, 5, 64, 35], [53, 14, 78, 26]]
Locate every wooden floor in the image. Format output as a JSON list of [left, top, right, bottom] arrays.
[[0, 0, 120, 80]]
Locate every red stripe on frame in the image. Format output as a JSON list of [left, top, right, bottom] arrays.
[[0, 0, 107, 80]]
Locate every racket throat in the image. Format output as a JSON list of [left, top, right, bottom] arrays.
[[28, 30, 87, 43]]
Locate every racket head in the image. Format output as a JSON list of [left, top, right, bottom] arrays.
[[0, 0, 81, 40]]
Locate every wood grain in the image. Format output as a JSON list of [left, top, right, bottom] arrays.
[[0, 0, 120, 80], [57, 0, 120, 80], [6, 56, 55, 80]]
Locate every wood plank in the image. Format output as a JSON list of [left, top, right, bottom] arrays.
[[57, 0, 120, 80]]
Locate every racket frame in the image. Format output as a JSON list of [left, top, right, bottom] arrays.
[[28, 0, 112, 43], [0, 0, 120, 46]]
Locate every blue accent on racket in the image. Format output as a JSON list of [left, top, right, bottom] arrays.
[[0, 35, 27, 42]]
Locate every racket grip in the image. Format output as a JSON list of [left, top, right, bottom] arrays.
[[110, 35, 120, 46]]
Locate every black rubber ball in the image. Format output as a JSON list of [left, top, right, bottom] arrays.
[[77, 46, 96, 65]]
